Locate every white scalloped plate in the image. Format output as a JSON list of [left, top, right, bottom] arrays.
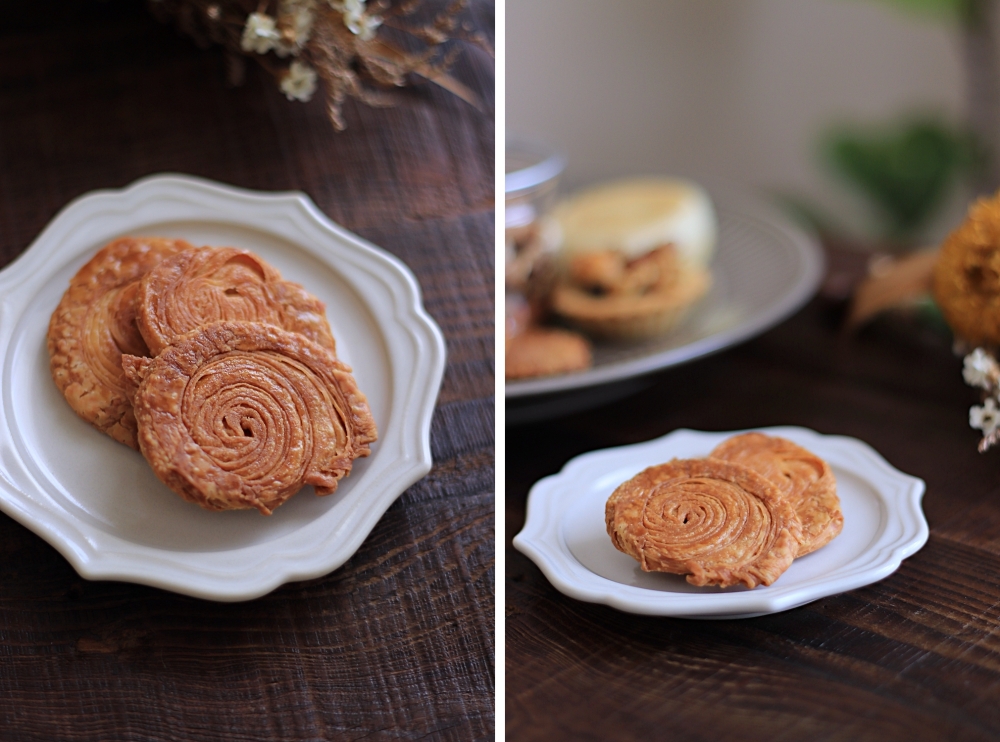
[[0, 174, 445, 601], [514, 427, 928, 618]]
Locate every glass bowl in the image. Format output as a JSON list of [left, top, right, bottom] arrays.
[[505, 137, 566, 229]]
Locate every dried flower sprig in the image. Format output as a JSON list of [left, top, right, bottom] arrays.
[[148, 0, 490, 130], [963, 347, 1000, 451]]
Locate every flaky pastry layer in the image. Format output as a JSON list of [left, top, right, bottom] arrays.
[[136, 246, 337, 357], [47, 236, 192, 448], [605, 458, 802, 589], [710, 433, 842, 557], [125, 320, 377, 515]]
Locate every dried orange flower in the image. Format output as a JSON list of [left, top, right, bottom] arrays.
[[933, 190, 1000, 345]]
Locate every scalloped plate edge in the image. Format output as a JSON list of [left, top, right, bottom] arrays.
[[513, 427, 928, 618], [0, 174, 446, 601]]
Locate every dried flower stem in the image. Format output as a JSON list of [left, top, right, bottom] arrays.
[[148, 0, 488, 131]]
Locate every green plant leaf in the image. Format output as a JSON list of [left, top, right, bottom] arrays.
[[823, 117, 981, 240], [848, 0, 969, 20]]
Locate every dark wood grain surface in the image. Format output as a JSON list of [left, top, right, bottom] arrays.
[[506, 253, 1000, 741], [0, 2, 494, 740]]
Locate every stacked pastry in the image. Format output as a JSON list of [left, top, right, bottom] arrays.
[[605, 432, 842, 589], [551, 177, 716, 340], [505, 177, 717, 380], [48, 237, 377, 515]]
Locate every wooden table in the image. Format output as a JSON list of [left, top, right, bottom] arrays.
[[0, 2, 494, 739], [506, 251, 1000, 741]]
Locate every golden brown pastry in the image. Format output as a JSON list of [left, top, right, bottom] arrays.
[[552, 245, 710, 340], [710, 433, 842, 556], [47, 236, 193, 448], [933, 189, 1000, 345], [136, 246, 336, 357], [123, 320, 377, 515], [505, 327, 592, 380], [605, 458, 802, 589], [550, 178, 716, 341]]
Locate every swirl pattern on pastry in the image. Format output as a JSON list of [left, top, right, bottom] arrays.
[[47, 236, 193, 448], [709, 433, 842, 556], [136, 246, 336, 357], [605, 458, 802, 588], [124, 320, 377, 515]]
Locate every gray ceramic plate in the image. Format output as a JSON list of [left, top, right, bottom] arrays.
[[506, 189, 824, 407]]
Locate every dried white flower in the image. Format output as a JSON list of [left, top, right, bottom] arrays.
[[330, 0, 381, 41], [328, 0, 365, 12], [964, 348, 999, 390], [971, 397, 1000, 436], [280, 61, 318, 101], [277, 0, 316, 54], [344, 9, 382, 41], [241, 12, 281, 55]]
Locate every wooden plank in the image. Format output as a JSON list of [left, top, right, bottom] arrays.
[[507, 296, 1000, 741], [0, 1, 494, 738]]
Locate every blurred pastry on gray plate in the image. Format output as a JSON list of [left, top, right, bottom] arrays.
[[551, 177, 716, 340]]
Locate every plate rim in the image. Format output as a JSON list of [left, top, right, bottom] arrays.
[[0, 173, 446, 601], [512, 426, 928, 618], [505, 192, 825, 398]]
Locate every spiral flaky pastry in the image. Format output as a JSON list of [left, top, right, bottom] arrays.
[[710, 433, 842, 556], [136, 246, 336, 357], [123, 321, 377, 515], [47, 236, 192, 448], [605, 459, 802, 588]]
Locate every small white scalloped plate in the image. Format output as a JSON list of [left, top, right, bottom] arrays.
[[0, 174, 445, 601], [514, 427, 928, 618]]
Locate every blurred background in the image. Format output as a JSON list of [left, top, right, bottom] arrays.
[[508, 0, 997, 250]]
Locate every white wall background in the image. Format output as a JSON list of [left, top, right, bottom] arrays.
[[507, 0, 970, 242]]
